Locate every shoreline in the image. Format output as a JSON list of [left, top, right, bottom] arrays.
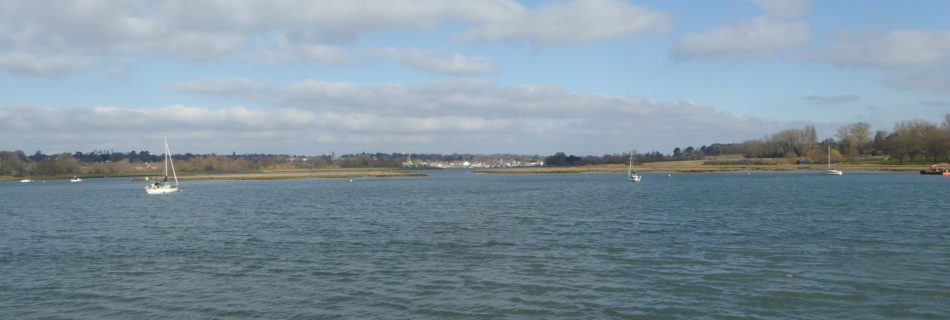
[[1, 168, 426, 181], [472, 162, 929, 174]]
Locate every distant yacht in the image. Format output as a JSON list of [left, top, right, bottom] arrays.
[[145, 137, 181, 194], [821, 145, 843, 175], [628, 150, 641, 182], [70, 176, 82, 182], [20, 178, 32, 183]]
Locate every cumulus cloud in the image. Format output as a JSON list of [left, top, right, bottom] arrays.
[[379, 48, 498, 76], [673, 17, 809, 59], [0, 0, 523, 75], [0, 0, 671, 76], [458, 0, 672, 45], [0, 79, 793, 154], [819, 30, 950, 69], [802, 94, 860, 105]]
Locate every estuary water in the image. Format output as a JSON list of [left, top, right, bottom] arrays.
[[1, 170, 948, 319]]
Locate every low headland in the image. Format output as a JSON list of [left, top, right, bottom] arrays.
[[472, 159, 928, 174], [2, 168, 425, 182], [172, 168, 425, 181]]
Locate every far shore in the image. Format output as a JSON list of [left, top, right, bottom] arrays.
[[1, 168, 426, 181], [472, 161, 929, 174]]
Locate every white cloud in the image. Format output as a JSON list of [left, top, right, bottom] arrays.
[[380, 48, 498, 76], [820, 30, 950, 69], [458, 0, 672, 45], [0, 52, 91, 75], [172, 78, 257, 95], [0, 0, 672, 76], [158, 0, 521, 41], [247, 36, 350, 65], [1, 79, 792, 154], [749, 0, 810, 19], [0, 0, 524, 74], [673, 17, 809, 59]]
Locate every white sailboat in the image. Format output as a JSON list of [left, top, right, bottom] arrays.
[[145, 137, 181, 194], [628, 150, 641, 182], [70, 176, 82, 182], [821, 144, 843, 175]]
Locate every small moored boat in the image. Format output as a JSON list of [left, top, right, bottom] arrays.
[[145, 137, 181, 194], [821, 145, 843, 175], [920, 164, 950, 176], [628, 150, 641, 182]]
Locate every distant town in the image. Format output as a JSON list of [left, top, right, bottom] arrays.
[[402, 157, 544, 169]]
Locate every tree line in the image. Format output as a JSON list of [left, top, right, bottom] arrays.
[[0, 150, 542, 177], [544, 114, 950, 166], [2, 114, 948, 176]]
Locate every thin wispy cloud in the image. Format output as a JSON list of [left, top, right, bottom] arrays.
[[802, 94, 860, 105], [819, 30, 950, 69], [673, 17, 809, 59], [748, 0, 811, 19], [458, 0, 672, 45], [0, 52, 91, 76], [172, 78, 257, 95], [379, 48, 498, 76], [672, 0, 810, 60], [920, 99, 950, 108], [884, 73, 950, 93]]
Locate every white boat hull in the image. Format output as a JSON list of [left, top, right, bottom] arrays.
[[20, 179, 32, 183], [821, 169, 843, 175], [70, 178, 82, 182], [629, 175, 641, 182], [145, 186, 180, 194]]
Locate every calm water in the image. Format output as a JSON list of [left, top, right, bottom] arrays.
[[1, 170, 948, 319]]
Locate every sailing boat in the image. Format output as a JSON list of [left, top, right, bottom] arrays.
[[20, 170, 32, 183], [821, 144, 843, 175], [145, 137, 181, 194], [628, 150, 641, 182]]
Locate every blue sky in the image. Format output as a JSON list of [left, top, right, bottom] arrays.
[[1, 0, 948, 155]]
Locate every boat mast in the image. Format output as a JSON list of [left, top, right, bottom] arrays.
[[163, 137, 169, 179], [628, 150, 633, 176], [827, 144, 832, 169], [165, 136, 179, 187]]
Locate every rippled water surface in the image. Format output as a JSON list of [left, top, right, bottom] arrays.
[[2, 170, 949, 318]]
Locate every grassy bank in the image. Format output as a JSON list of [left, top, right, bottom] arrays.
[[1, 168, 425, 181], [177, 168, 425, 180], [473, 160, 928, 174]]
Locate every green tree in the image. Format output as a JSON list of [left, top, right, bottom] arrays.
[[837, 122, 871, 160], [545, 152, 568, 166]]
